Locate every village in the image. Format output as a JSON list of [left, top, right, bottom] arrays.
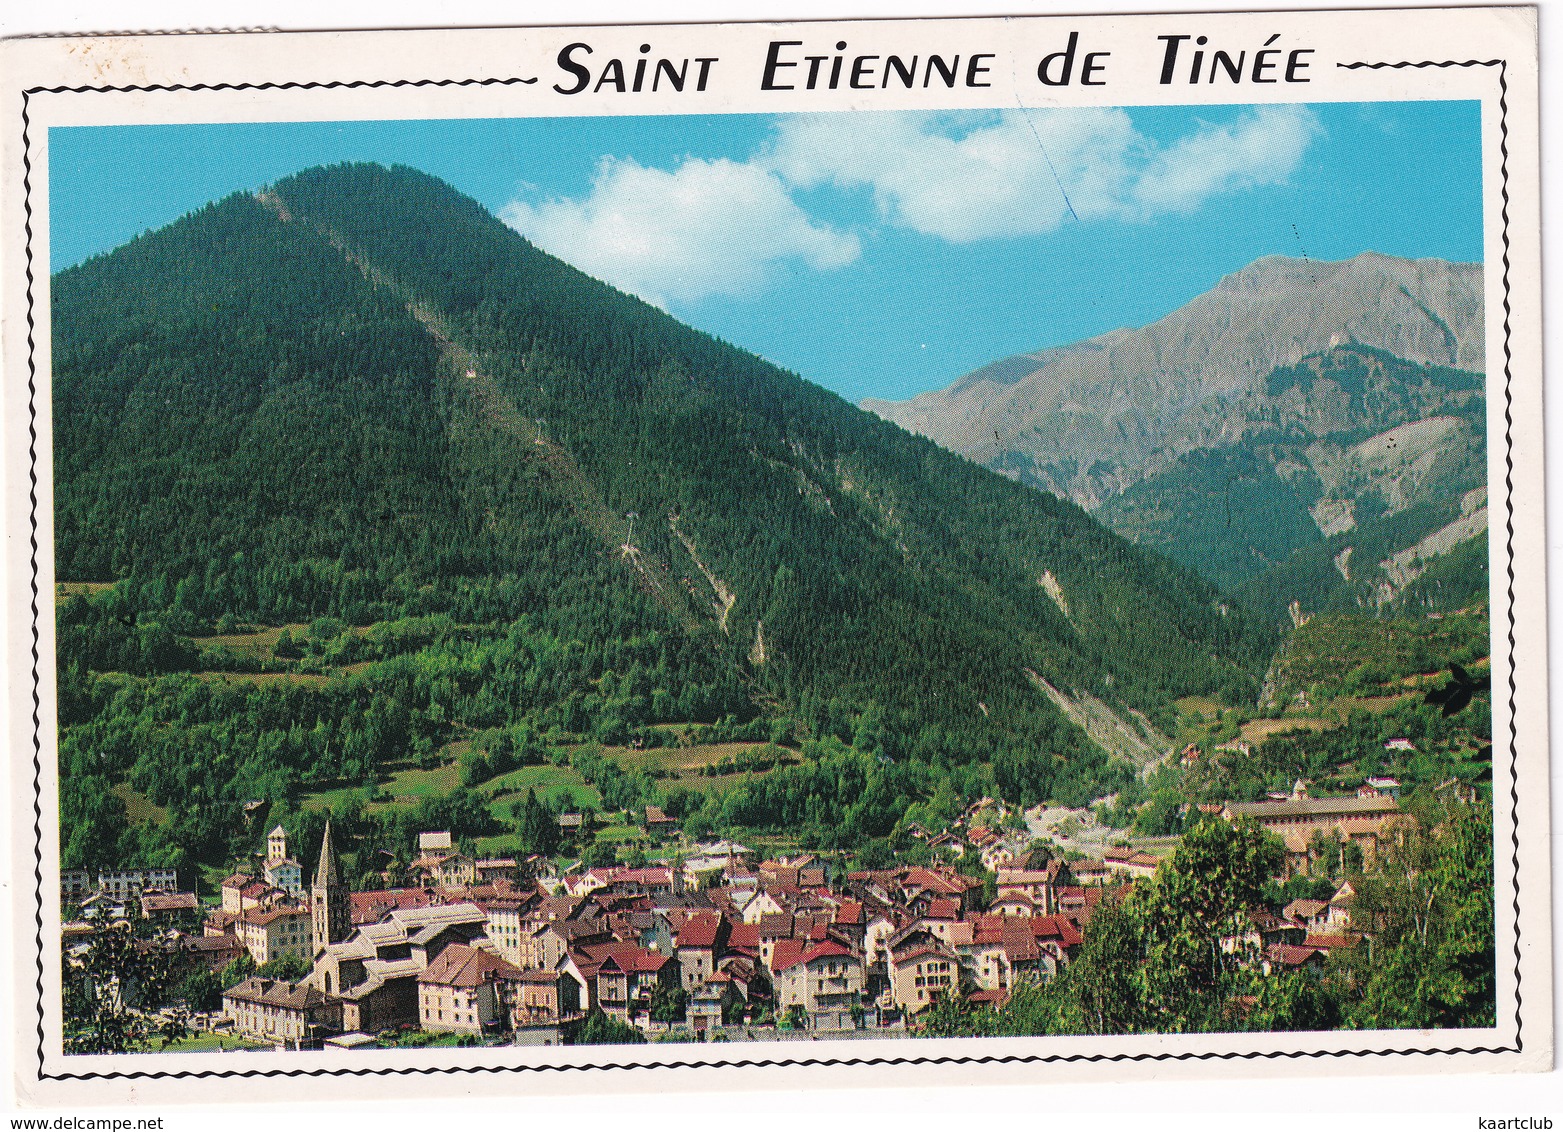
[[59, 769, 1424, 1050]]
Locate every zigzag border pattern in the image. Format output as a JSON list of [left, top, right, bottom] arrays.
[[22, 57, 1521, 1081]]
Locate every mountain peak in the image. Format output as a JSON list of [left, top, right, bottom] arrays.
[[866, 250, 1484, 509], [1211, 250, 1476, 299]]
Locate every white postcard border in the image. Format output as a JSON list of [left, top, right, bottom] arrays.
[[2, 7, 1549, 1104]]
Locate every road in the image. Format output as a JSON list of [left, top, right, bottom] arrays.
[[1024, 804, 1182, 860], [1024, 804, 1123, 857]]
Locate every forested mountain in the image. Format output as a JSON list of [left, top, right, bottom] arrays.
[[1098, 345, 1489, 617], [52, 163, 1270, 872]]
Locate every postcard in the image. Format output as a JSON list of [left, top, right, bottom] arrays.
[[0, 6, 1549, 1107]]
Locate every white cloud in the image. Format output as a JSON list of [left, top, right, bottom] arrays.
[[498, 108, 1321, 304], [1131, 105, 1324, 215], [765, 106, 1322, 241], [500, 155, 860, 308], [767, 109, 1137, 242]]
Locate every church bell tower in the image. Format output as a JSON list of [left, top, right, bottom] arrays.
[[311, 818, 351, 957]]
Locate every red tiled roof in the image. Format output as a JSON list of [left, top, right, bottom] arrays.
[[726, 922, 760, 950], [776, 939, 853, 973], [350, 888, 438, 924], [1030, 915, 1083, 948], [899, 867, 972, 895], [239, 904, 307, 927], [141, 892, 198, 914], [577, 941, 675, 977], [968, 914, 1006, 943], [604, 945, 677, 975], [756, 913, 794, 937], [1303, 932, 1359, 950], [220, 873, 252, 889], [896, 942, 955, 965], [769, 938, 808, 973], [223, 977, 329, 1010], [834, 900, 864, 926], [1267, 944, 1322, 967], [1001, 922, 1040, 963], [676, 913, 725, 950], [417, 943, 523, 987], [182, 934, 244, 959], [615, 867, 674, 887], [782, 912, 831, 943]]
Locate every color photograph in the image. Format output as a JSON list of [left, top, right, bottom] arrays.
[[47, 101, 1498, 1050]]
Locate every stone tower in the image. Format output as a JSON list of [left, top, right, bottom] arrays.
[[311, 818, 350, 957], [267, 823, 288, 863]]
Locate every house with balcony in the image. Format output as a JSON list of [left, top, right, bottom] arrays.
[[771, 939, 862, 1031], [572, 941, 680, 1024]]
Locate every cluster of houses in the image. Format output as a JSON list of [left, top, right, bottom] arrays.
[[1224, 884, 1364, 978], [207, 821, 1120, 1048], [61, 775, 1417, 1051], [61, 866, 182, 910], [209, 819, 1376, 1049], [902, 798, 1035, 873]]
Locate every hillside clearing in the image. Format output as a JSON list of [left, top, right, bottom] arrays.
[[607, 741, 777, 775], [56, 581, 116, 602], [111, 784, 168, 826], [192, 671, 331, 689], [1239, 715, 1334, 744], [187, 623, 311, 661]]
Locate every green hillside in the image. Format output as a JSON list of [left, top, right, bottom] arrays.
[[1097, 345, 1487, 621], [52, 163, 1270, 874], [1096, 445, 1324, 592], [1230, 504, 1488, 626]]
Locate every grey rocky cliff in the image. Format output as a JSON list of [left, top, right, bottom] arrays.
[[863, 252, 1484, 510]]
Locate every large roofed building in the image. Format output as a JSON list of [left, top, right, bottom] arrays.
[[311, 901, 491, 1035], [1221, 793, 1402, 876], [222, 977, 342, 1049], [416, 942, 524, 1034], [1220, 794, 1400, 830]]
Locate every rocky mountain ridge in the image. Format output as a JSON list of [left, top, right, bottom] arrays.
[[864, 252, 1484, 511]]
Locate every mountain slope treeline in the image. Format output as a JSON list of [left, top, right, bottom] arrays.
[[866, 253, 1488, 626]]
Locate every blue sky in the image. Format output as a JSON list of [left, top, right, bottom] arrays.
[[49, 101, 1483, 404]]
